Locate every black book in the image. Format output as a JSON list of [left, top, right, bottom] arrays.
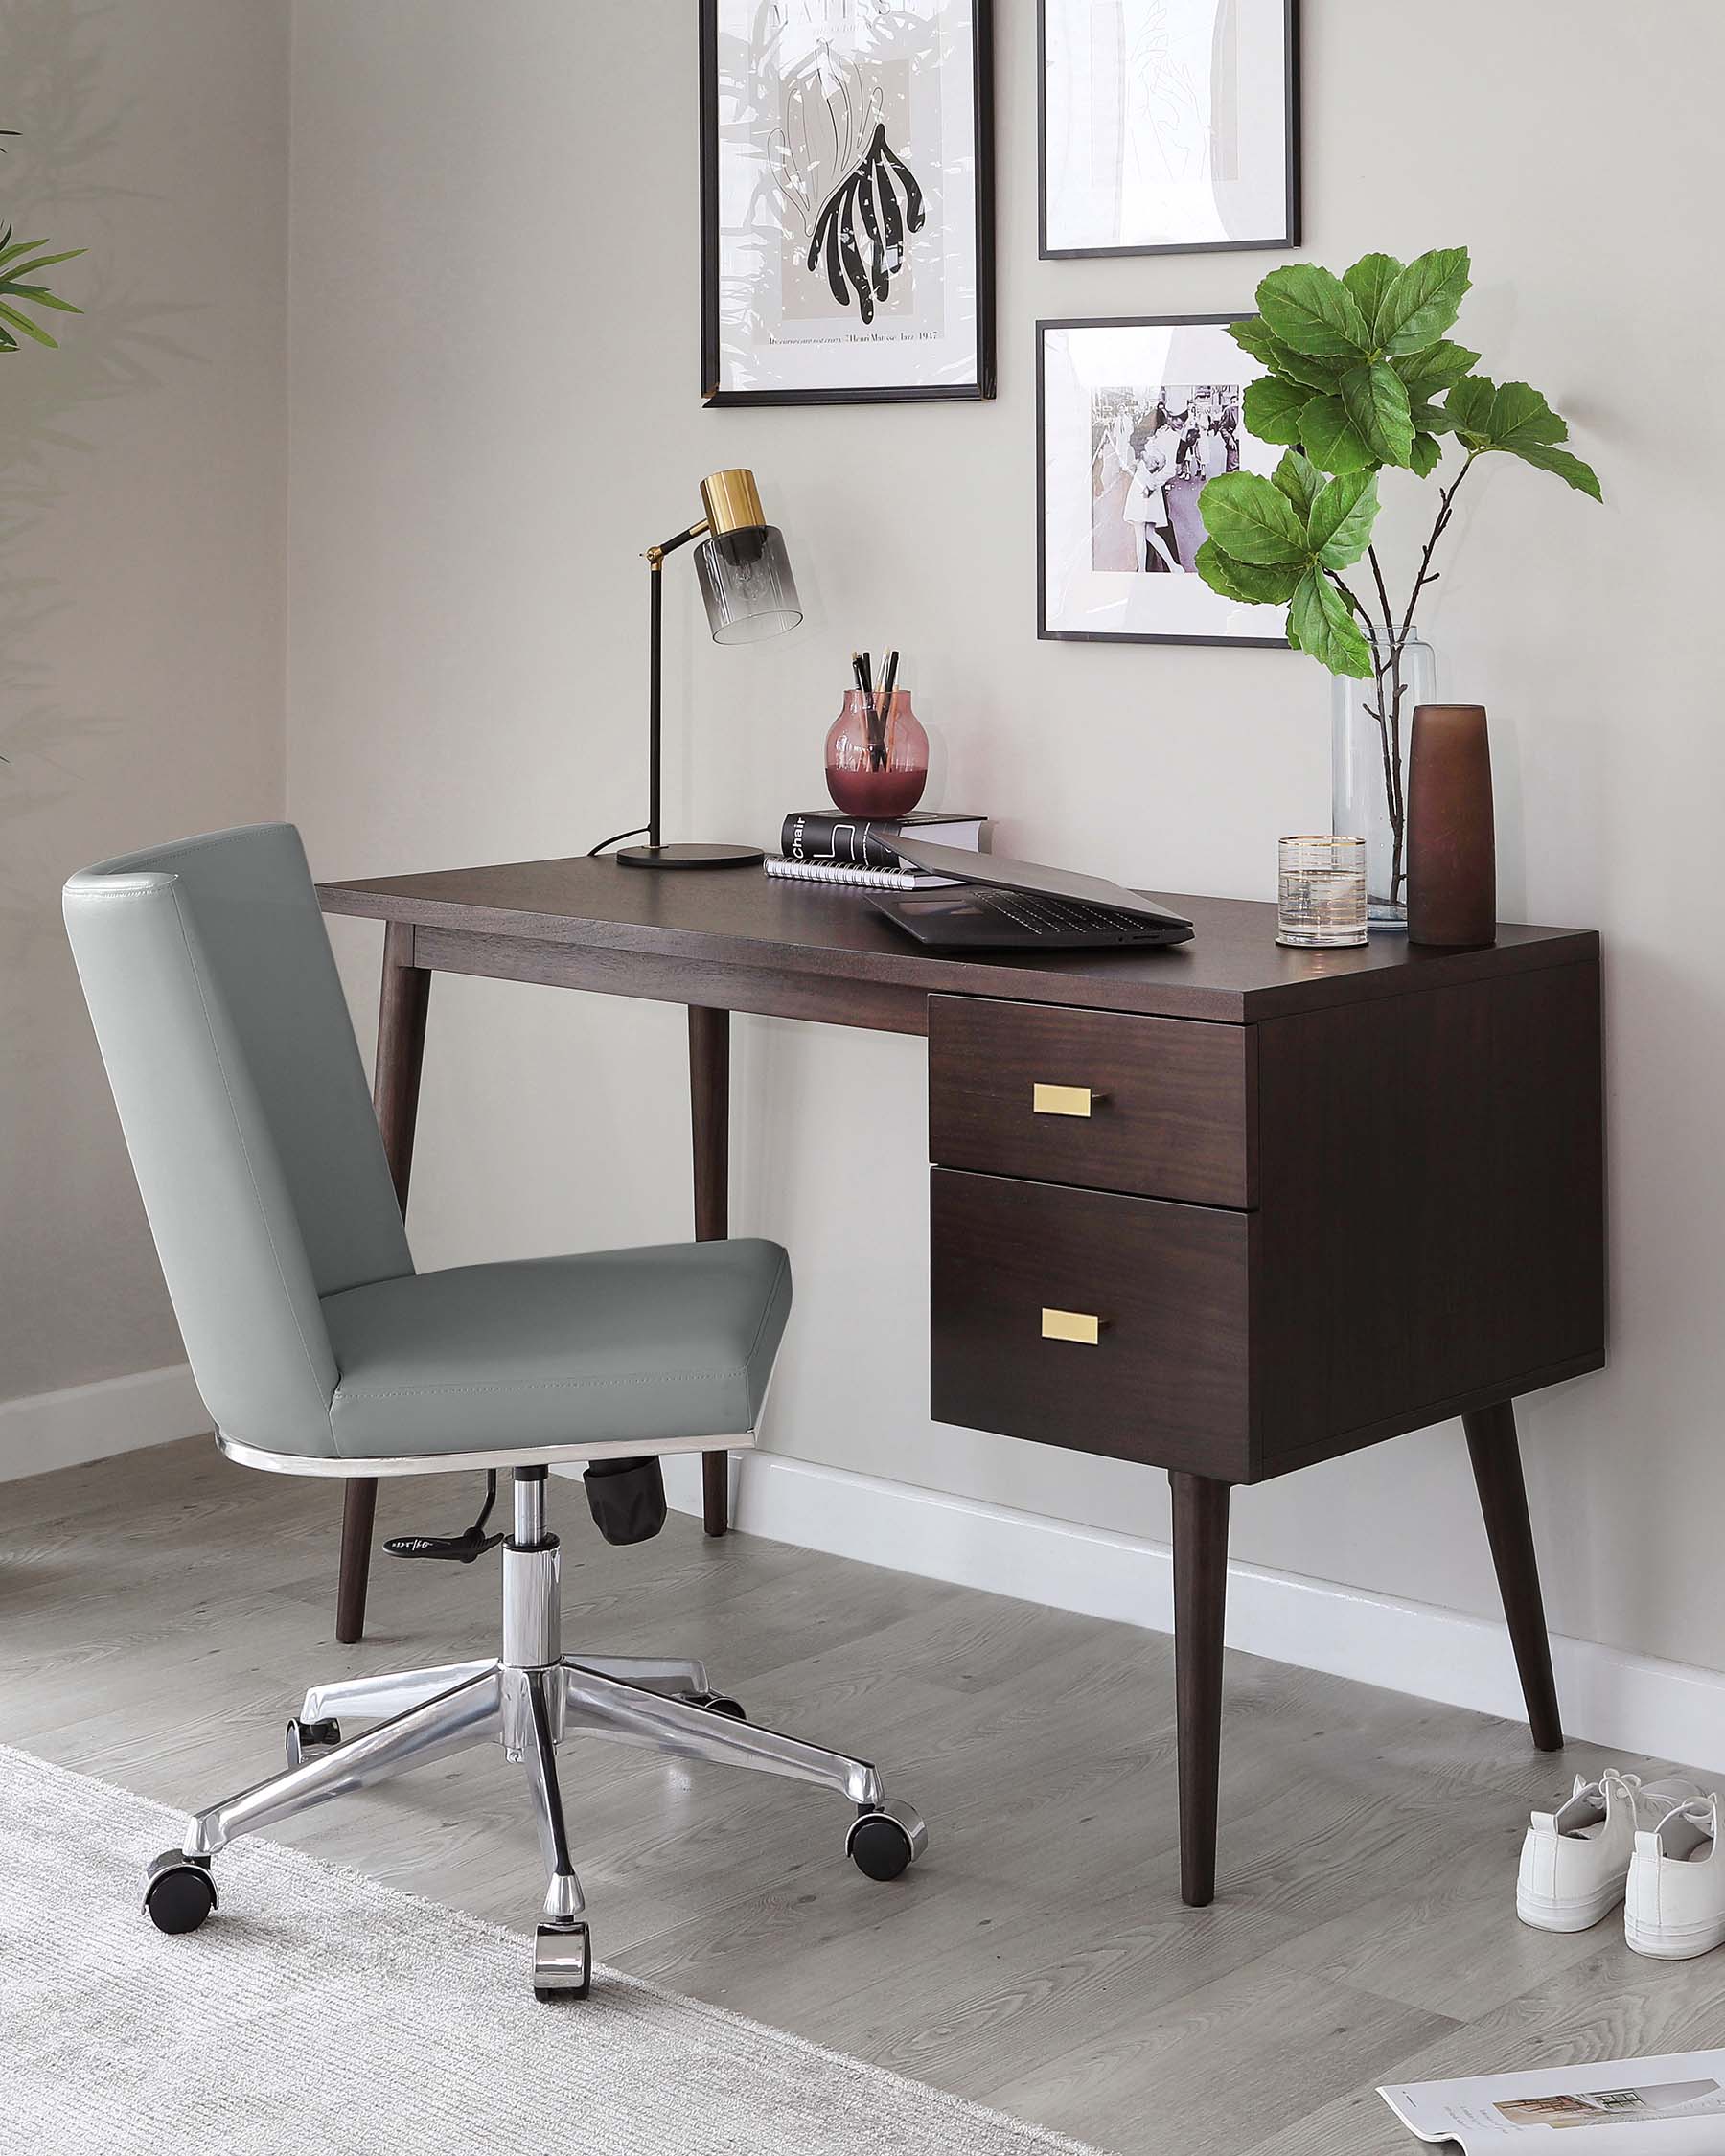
[[780, 809, 988, 870]]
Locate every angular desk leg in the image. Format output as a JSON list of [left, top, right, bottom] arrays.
[[1464, 1400, 1563, 1751], [1170, 1470, 1230, 1908], [689, 1005, 730, 1538], [335, 922, 430, 1645]]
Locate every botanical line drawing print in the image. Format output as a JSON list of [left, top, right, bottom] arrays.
[[751, 0, 930, 327]]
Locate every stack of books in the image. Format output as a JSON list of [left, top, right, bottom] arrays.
[[766, 809, 989, 890]]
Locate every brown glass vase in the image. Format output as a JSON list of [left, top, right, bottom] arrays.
[[1406, 703, 1496, 948]]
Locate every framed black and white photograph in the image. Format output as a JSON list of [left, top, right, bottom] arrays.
[[1038, 314, 1286, 647], [700, 0, 995, 405], [1038, 0, 1299, 259]]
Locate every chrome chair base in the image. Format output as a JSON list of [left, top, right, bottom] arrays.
[[142, 1474, 927, 1994]]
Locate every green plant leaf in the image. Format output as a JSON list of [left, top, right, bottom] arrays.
[[1409, 431, 1443, 477], [1483, 379, 1568, 447], [6, 284, 79, 313], [1256, 263, 1371, 360], [0, 298, 57, 346], [1241, 373, 1311, 447], [1376, 246, 1472, 355], [1342, 362, 1415, 466], [1193, 539, 1304, 605], [1503, 441, 1602, 499], [1408, 396, 1452, 437], [1392, 339, 1480, 393], [1308, 471, 1379, 569], [1342, 252, 1404, 336], [1272, 448, 1322, 515], [1198, 470, 1312, 562], [1229, 314, 1347, 392], [1289, 568, 1373, 677], [2, 246, 81, 282], [1299, 392, 1376, 474], [1443, 374, 1494, 440]]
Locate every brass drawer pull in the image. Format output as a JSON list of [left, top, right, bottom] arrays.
[[1041, 1307, 1106, 1345], [1032, 1082, 1106, 1118]]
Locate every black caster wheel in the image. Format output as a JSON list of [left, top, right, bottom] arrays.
[[693, 1692, 747, 1721], [846, 1800, 929, 1882], [143, 1850, 218, 1935], [286, 1715, 341, 1769], [534, 1920, 591, 2002]]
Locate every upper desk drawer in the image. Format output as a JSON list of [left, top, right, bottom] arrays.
[[929, 995, 1254, 1209]]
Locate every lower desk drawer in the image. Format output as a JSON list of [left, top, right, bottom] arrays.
[[929, 1168, 1253, 1479]]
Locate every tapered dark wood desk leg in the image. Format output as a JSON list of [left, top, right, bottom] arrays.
[[689, 1004, 731, 1537], [1464, 1400, 1563, 1751], [1170, 1471, 1230, 1907], [335, 921, 431, 1646]]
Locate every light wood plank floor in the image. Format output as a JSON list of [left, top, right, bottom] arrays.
[[6, 1437, 1722, 2153]]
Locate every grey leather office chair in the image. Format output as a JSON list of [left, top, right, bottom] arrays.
[[63, 823, 925, 1997]]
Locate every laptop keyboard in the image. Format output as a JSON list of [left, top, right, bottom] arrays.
[[975, 890, 1154, 939]]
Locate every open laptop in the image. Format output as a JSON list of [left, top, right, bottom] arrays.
[[868, 836, 1194, 951]]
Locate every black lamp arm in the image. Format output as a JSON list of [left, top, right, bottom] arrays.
[[642, 518, 710, 850]]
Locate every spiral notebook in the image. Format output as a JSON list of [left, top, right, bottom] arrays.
[[764, 855, 960, 891]]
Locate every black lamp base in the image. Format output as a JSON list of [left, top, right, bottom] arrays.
[[616, 841, 765, 871]]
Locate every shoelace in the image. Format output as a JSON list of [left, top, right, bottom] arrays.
[[1652, 1797, 1719, 1851]]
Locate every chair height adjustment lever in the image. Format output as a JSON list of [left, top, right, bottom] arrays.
[[384, 1472, 506, 1564]]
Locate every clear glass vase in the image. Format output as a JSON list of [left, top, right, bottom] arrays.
[[1331, 625, 1437, 932]]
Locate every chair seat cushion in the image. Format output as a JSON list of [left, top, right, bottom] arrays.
[[320, 1239, 792, 1461]]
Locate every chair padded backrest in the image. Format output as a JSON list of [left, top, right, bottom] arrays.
[[63, 823, 411, 1457]]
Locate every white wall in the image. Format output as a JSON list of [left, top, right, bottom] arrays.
[[271, 0, 1721, 1686], [2, 1, 288, 1416]]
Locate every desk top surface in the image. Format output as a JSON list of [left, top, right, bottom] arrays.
[[318, 856, 1598, 1025]]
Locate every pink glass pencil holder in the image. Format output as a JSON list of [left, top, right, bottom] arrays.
[[825, 688, 929, 817]]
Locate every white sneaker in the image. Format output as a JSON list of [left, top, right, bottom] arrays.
[[1625, 1794, 1725, 1960], [1517, 1770, 1700, 1933]]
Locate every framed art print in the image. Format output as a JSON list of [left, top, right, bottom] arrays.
[[701, 0, 995, 404], [1039, 0, 1299, 258], [1037, 315, 1287, 648]]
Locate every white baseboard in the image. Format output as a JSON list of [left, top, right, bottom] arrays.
[[0, 1363, 210, 1483], [664, 1451, 1725, 1779]]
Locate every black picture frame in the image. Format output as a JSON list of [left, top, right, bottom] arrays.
[[700, 0, 996, 406], [1037, 0, 1300, 262], [1036, 313, 1292, 650]]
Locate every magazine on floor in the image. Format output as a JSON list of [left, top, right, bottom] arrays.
[[1381, 2053, 1725, 2151]]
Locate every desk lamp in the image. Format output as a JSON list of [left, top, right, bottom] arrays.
[[614, 468, 801, 870]]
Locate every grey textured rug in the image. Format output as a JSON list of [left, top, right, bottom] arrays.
[[2, 1743, 1107, 2156]]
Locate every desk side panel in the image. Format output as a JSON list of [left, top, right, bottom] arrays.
[[1252, 957, 1605, 1474]]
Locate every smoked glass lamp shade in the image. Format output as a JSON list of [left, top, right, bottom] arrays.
[[695, 524, 802, 645]]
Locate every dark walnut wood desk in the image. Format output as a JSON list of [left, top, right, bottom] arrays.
[[318, 857, 1605, 1906]]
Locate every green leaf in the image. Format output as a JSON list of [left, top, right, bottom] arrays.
[[1193, 539, 1304, 606], [0, 299, 57, 346], [1241, 373, 1311, 447], [1503, 440, 1602, 499], [1392, 339, 1480, 393], [1443, 374, 1494, 441], [1445, 375, 1566, 449], [1409, 431, 1443, 478], [1229, 315, 1347, 393], [1341, 362, 1415, 467], [1408, 396, 1452, 437], [1298, 393, 1376, 474], [1484, 380, 1568, 447], [5, 284, 80, 313], [1342, 252, 1404, 336], [1198, 470, 1312, 563], [1255, 263, 1372, 360], [1272, 448, 1322, 515], [1, 247, 81, 281], [1308, 471, 1379, 569], [1376, 246, 1472, 355], [1289, 568, 1373, 677]]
